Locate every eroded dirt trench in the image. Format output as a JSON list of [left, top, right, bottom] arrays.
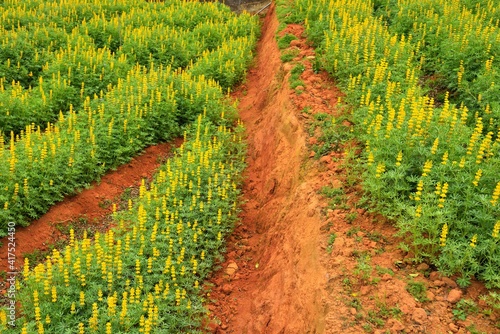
[[205, 5, 336, 333]]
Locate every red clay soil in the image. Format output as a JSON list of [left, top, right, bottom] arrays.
[[204, 4, 500, 334], [0, 141, 179, 274]]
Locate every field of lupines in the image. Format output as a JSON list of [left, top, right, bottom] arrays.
[[0, 113, 247, 332], [283, 0, 500, 288], [0, 0, 258, 236]]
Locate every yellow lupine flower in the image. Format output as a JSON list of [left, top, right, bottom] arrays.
[[441, 151, 449, 165], [35, 306, 41, 322], [375, 162, 386, 178], [492, 221, 500, 239], [431, 138, 439, 154], [473, 169, 482, 186], [79, 291, 85, 306], [89, 303, 99, 331], [491, 182, 500, 206], [51, 286, 57, 302], [422, 160, 433, 176], [37, 322, 44, 334], [470, 234, 478, 248], [395, 151, 403, 166], [414, 180, 424, 201], [438, 182, 449, 208], [415, 205, 422, 218], [440, 223, 448, 247], [106, 322, 112, 334]]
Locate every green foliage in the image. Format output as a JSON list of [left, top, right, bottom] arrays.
[[406, 280, 429, 302], [452, 299, 478, 320], [326, 233, 337, 254], [277, 33, 297, 49], [0, 0, 258, 135], [280, 49, 299, 62], [320, 185, 348, 209], [354, 253, 372, 282]]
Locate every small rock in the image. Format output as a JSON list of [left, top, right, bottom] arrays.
[[335, 237, 345, 247], [426, 291, 435, 301], [389, 319, 405, 332], [309, 151, 316, 158], [349, 308, 357, 315], [447, 289, 463, 304], [416, 263, 429, 271], [225, 261, 239, 277], [295, 85, 305, 91], [333, 256, 345, 265], [382, 273, 392, 281], [356, 208, 365, 215], [308, 137, 318, 145], [283, 63, 293, 72], [429, 271, 441, 281], [221, 284, 233, 295], [400, 304, 412, 315], [449, 322, 459, 333], [319, 155, 331, 164], [457, 319, 473, 328], [412, 308, 428, 325], [360, 285, 371, 296], [442, 277, 458, 288], [290, 39, 301, 47], [433, 280, 446, 287]]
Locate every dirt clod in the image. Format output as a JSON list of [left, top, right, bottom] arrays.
[[449, 322, 459, 333], [416, 263, 429, 271], [412, 308, 428, 324], [447, 289, 463, 304], [225, 261, 239, 277]]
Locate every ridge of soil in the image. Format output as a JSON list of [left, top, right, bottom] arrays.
[[0, 141, 180, 274], [205, 4, 499, 334]]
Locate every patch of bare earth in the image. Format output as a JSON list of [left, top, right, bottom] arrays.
[[205, 4, 499, 334]]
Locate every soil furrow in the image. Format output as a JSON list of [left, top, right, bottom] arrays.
[[205, 5, 331, 333], [0, 141, 180, 273]]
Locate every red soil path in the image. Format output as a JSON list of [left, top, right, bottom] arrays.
[[205, 5, 333, 333], [0, 141, 179, 274]]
